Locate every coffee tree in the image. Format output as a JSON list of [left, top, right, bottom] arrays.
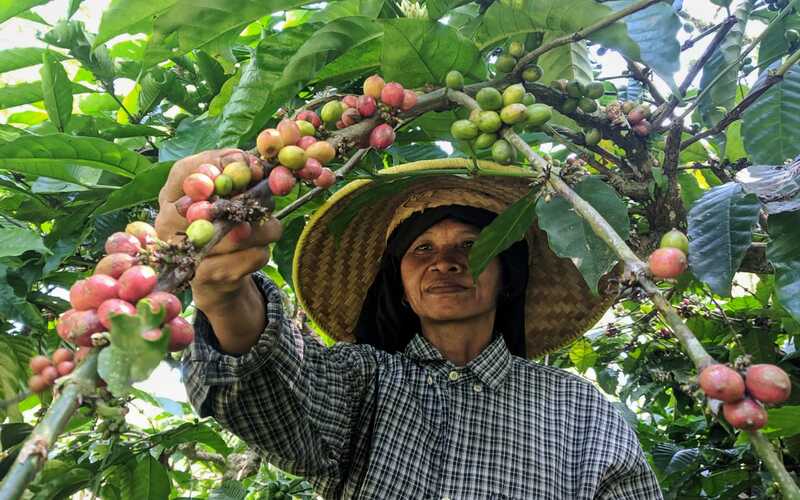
[[0, 0, 799, 497]]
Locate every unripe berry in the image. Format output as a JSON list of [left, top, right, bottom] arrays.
[[522, 65, 543, 82], [381, 82, 405, 108], [357, 95, 377, 117], [363, 74, 385, 99], [502, 84, 526, 106], [166, 316, 195, 351], [476, 111, 502, 133], [296, 110, 321, 128], [369, 123, 396, 149], [94, 253, 137, 279], [296, 120, 316, 137], [277, 118, 301, 146], [182, 173, 215, 201], [525, 104, 552, 127], [140, 292, 181, 323], [445, 70, 464, 89], [698, 364, 745, 403], [297, 158, 323, 180], [723, 398, 767, 430], [214, 174, 233, 196], [175, 195, 193, 217], [660, 229, 689, 254], [451, 119, 479, 140], [228, 222, 252, 244], [500, 103, 527, 125], [186, 220, 215, 248], [278, 145, 307, 171], [297, 136, 318, 150], [256, 129, 283, 159], [341, 95, 358, 109], [28, 375, 48, 393], [401, 90, 418, 112], [495, 54, 517, 73], [125, 221, 158, 247], [70, 275, 120, 311], [105, 232, 141, 256], [97, 298, 136, 330], [57, 309, 103, 346], [508, 41, 524, 58], [118, 265, 158, 302], [186, 201, 215, 223], [29, 355, 51, 374], [222, 161, 253, 191], [52, 348, 73, 365], [745, 364, 792, 404], [195, 163, 221, 180], [268, 166, 297, 196], [320, 101, 343, 123], [341, 107, 362, 127], [648, 247, 687, 279], [305, 141, 336, 165], [56, 361, 75, 376]]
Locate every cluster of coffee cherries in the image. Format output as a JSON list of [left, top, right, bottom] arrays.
[[492, 40, 543, 82], [605, 100, 653, 137], [255, 116, 338, 197], [55, 222, 194, 360], [699, 363, 792, 430], [447, 78, 553, 164], [648, 229, 689, 280], [550, 79, 606, 116], [27, 348, 76, 393]]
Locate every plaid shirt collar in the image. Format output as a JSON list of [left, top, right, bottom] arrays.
[[403, 333, 512, 391]]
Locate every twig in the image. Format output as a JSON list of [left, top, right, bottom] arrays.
[[106, 87, 159, 151], [625, 59, 666, 105], [681, 21, 725, 51], [0, 390, 31, 410]]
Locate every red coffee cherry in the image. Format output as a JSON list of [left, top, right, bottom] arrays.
[[381, 82, 405, 108], [722, 398, 768, 430], [648, 247, 687, 279], [97, 298, 136, 330], [182, 173, 215, 201], [95, 253, 136, 279], [165, 316, 195, 351], [745, 364, 792, 404], [698, 364, 745, 403], [105, 232, 141, 256], [140, 291, 182, 322], [118, 265, 158, 303], [69, 275, 119, 311], [29, 355, 51, 374]]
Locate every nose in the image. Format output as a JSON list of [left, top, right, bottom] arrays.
[[428, 246, 466, 274]]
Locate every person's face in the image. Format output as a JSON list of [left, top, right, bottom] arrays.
[[400, 218, 502, 324]]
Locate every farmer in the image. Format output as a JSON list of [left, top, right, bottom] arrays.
[[157, 149, 663, 499]]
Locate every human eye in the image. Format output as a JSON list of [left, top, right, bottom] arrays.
[[413, 242, 432, 252], [462, 239, 475, 248]]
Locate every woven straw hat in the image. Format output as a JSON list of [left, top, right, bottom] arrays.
[[292, 158, 618, 359]]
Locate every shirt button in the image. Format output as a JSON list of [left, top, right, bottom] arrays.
[[427, 375, 433, 385], [448, 370, 460, 381], [473, 383, 482, 392]]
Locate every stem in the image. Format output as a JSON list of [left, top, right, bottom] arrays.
[[512, 0, 662, 75], [0, 351, 100, 499], [748, 431, 800, 500]]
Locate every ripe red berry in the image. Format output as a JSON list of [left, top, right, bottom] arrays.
[[297, 136, 318, 150], [356, 95, 377, 117], [97, 298, 136, 330], [248, 156, 265, 183], [297, 158, 323, 180], [165, 316, 195, 351], [125, 221, 158, 247], [648, 247, 687, 279], [745, 364, 792, 404], [117, 265, 158, 303], [28, 375, 49, 393], [342, 94, 359, 108], [105, 232, 141, 256], [277, 118, 301, 146], [70, 275, 120, 311], [140, 291, 181, 322], [94, 253, 136, 279], [698, 364, 745, 403], [341, 107, 361, 127], [314, 168, 336, 188], [186, 201, 215, 223], [381, 82, 405, 108], [182, 173, 215, 201], [195, 163, 221, 180], [401, 90, 418, 112], [369, 123, 396, 150], [56, 361, 75, 376], [41, 365, 59, 385], [52, 348, 73, 365], [268, 166, 297, 196], [723, 398, 767, 430], [175, 195, 193, 217], [29, 355, 51, 374], [296, 110, 321, 129]]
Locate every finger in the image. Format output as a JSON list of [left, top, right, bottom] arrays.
[[154, 199, 188, 243], [159, 148, 245, 204], [207, 218, 283, 256], [193, 247, 271, 287]]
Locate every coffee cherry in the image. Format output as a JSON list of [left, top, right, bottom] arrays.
[[500, 103, 527, 125], [522, 93, 536, 106], [305, 141, 336, 165], [401, 90, 418, 112], [182, 173, 215, 201], [141, 328, 163, 341], [450, 119, 479, 140], [521, 65, 543, 82], [446, 70, 464, 89], [585, 81, 604, 99], [29, 355, 51, 374], [105, 232, 141, 256], [118, 265, 157, 302], [561, 98, 579, 113], [476, 111, 502, 133], [186, 220, 215, 248], [295, 110, 321, 129], [633, 120, 651, 137], [341, 95, 359, 109], [495, 54, 516, 73], [52, 348, 74, 365], [195, 163, 221, 180], [566, 80, 584, 98], [297, 158, 323, 180], [491, 139, 515, 164], [277, 119, 301, 146], [296, 120, 316, 137], [214, 174, 233, 196], [175, 195, 193, 217], [659, 229, 689, 254], [745, 364, 791, 404], [268, 166, 297, 196], [627, 108, 645, 125], [249, 155, 266, 183], [502, 84, 525, 106], [525, 104, 552, 127], [468, 108, 481, 124], [474, 132, 498, 149], [140, 291, 181, 322], [228, 222, 252, 243], [341, 107, 361, 127], [584, 128, 601, 146], [41, 366, 59, 384], [256, 129, 284, 159], [356, 95, 377, 117], [125, 221, 158, 246], [369, 124, 396, 149], [97, 298, 136, 330], [363, 74, 385, 99], [648, 247, 687, 279], [476, 87, 503, 111], [297, 136, 318, 150], [621, 101, 636, 114], [278, 145, 307, 171], [222, 161, 252, 190], [320, 101, 344, 123], [723, 398, 767, 430], [165, 316, 195, 351], [699, 364, 745, 403], [381, 82, 405, 108], [578, 97, 598, 113], [28, 375, 49, 393], [56, 361, 75, 376], [70, 275, 120, 311], [508, 41, 524, 58], [314, 168, 336, 188], [57, 309, 103, 346], [186, 201, 215, 223]]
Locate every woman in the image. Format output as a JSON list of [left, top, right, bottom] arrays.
[[157, 149, 663, 499]]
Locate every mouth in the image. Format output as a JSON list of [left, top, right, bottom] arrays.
[[426, 283, 471, 294]]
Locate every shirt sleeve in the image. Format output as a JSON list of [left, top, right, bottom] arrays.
[[180, 273, 382, 489]]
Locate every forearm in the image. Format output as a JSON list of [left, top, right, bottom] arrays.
[[194, 276, 267, 354]]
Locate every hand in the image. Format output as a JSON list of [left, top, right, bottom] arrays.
[[155, 149, 283, 312]]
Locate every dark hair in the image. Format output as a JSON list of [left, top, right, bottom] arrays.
[[353, 205, 529, 357]]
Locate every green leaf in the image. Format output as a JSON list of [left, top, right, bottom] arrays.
[[0, 335, 35, 421], [597, 367, 619, 395], [194, 50, 226, 95], [0, 134, 152, 183], [97, 162, 173, 214], [766, 211, 800, 322], [568, 338, 597, 373], [764, 405, 800, 438], [160, 115, 221, 162], [315, 42, 381, 85], [0, 227, 49, 258], [696, 0, 753, 127], [0, 48, 65, 74], [535, 177, 630, 294], [209, 480, 247, 500], [273, 217, 305, 289], [131, 455, 171, 500], [468, 188, 538, 281], [0, 0, 50, 25], [758, 14, 800, 70], [137, 69, 168, 119], [0, 81, 93, 111], [537, 35, 592, 85], [381, 19, 483, 88], [39, 51, 73, 132], [742, 61, 800, 164], [68, 0, 85, 18], [309, 0, 385, 23], [95, 0, 178, 47], [154, 422, 230, 454], [687, 182, 761, 296]]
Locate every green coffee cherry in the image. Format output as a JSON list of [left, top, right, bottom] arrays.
[[186, 220, 215, 247], [446, 70, 464, 89], [491, 139, 515, 164], [522, 65, 543, 82], [584, 81, 604, 99], [451, 119, 479, 140], [476, 87, 503, 111], [495, 54, 517, 73], [525, 104, 552, 127], [474, 132, 498, 149], [578, 97, 598, 113]]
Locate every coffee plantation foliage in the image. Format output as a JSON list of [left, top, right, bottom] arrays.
[[0, 0, 799, 497]]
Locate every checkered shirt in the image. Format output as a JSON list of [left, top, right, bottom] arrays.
[[182, 274, 663, 499]]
